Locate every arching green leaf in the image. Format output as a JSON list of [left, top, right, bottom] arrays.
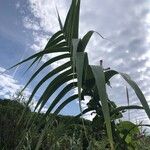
[[80, 30, 94, 52], [45, 82, 77, 115], [54, 94, 78, 115], [120, 73, 150, 119], [104, 70, 117, 83], [35, 72, 77, 112], [48, 36, 66, 47], [23, 57, 40, 75], [76, 108, 94, 118], [91, 65, 114, 150], [8, 47, 69, 70], [22, 54, 71, 91], [104, 70, 150, 120], [45, 31, 63, 49], [26, 62, 72, 106], [111, 105, 143, 116]]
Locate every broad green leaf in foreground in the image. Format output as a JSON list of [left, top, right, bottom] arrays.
[[91, 65, 114, 150]]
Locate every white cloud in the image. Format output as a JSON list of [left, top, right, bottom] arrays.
[[0, 66, 30, 99], [0, 67, 6, 72], [27, 0, 67, 33], [20, 0, 150, 123], [0, 66, 47, 112], [23, 17, 40, 31], [15, 2, 20, 9]]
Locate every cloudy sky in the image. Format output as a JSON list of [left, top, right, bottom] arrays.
[[0, 0, 150, 124]]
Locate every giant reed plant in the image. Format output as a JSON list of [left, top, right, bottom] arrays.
[[9, 0, 150, 149]]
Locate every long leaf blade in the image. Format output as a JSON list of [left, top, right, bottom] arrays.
[[8, 47, 69, 70], [22, 53, 71, 91], [104, 70, 150, 120], [91, 65, 114, 150], [35, 72, 77, 112], [54, 94, 78, 115], [26, 62, 71, 106], [120, 73, 150, 119], [45, 82, 77, 115]]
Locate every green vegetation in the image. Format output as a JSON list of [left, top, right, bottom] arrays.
[[1, 99, 150, 150], [3, 0, 150, 149]]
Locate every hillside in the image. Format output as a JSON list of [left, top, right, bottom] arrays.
[[0, 99, 93, 150], [0, 99, 150, 149]]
